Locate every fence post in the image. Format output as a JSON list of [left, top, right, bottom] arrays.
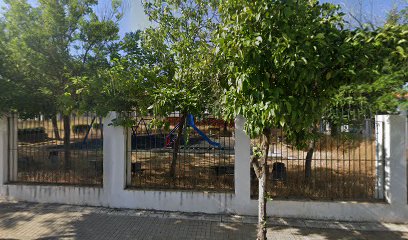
[[126, 126, 131, 186], [364, 119, 372, 138], [8, 114, 18, 182], [234, 115, 251, 203], [103, 112, 127, 202], [0, 116, 8, 185], [375, 116, 385, 199], [376, 115, 407, 205]]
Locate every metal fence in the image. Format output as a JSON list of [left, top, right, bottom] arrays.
[[9, 113, 103, 186], [127, 112, 235, 191], [250, 117, 382, 201]]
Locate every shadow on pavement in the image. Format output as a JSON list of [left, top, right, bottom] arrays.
[[0, 201, 407, 240]]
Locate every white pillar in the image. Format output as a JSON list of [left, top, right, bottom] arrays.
[[103, 112, 127, 204], [376, 115, 407, 205], [234, 115, 251, 203], [386, 115, 407, 205], [9, 114, 18, 181], [0, 117, 8, 185], [375, 117, 385, 199], [126, 126, 132, 186]]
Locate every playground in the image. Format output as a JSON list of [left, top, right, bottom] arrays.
[[128, 114, 236, 191]]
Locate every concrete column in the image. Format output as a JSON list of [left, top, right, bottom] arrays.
[[386, 115, 407, 205], [376, 115, 407, 205], [103, 112, 127, 203], [234, 115, 251, 203], [375, 117, 385, 199], [0, 116, 8, 185], [9, 114, 18, 181], [126, 126, 132, 186]]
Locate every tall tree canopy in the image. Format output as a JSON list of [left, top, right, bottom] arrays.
[[215, 1, 377, 239], [0, 18, 17, 113], [327, 7, 408, 116], [75, 30, 157, 116], [80, 0, 223, 179], [216, 0, 373, 142], [142, 0, 220, 117], [0, 0, 122, 116], [0, 0, 122, 167], [141, 0, 221, 178]]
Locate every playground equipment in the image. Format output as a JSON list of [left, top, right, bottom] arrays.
[[165, 114, 221, 148], [131, 117, 151, 137]]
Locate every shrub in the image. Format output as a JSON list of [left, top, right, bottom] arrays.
[[92, 123, 103, 130], [73, 124, 90, 134], [18, 127, 48, 142]]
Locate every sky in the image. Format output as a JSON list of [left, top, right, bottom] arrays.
[[0, 0, 150, 36], [321, 0, 407, 26], [121, 0, 408, 34], [0, 0, 407, 36]]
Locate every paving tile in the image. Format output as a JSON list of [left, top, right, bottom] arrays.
[[0, 200, 407, 240]]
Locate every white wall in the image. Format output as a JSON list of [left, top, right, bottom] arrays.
[[1, 113, 407, 223]]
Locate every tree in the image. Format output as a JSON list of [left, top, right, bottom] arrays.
[[215, 1, 374, 239], [75, 30, 156, 116], [386, 6, 407, 26], [142, 0, 220, 180], [1, 0, 122, 167], [0, 1, 45, 115], [0, 19, 15, 113], [302, 6, 408, 181], [326, 6, 408, 122]]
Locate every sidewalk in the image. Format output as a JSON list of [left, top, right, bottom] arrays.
[[0, 200, 407, 240]]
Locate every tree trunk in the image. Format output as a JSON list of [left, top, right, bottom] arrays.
[[82, 116, 96, 144], [99, 117, 103, 139], [305, 139, 315, 180], [257, 164, 267, 240], [170, 113, 186, 179], [256, 128, 271, 240], [305, 125, 318, 180], [63, 115, 71, 170], [330, 122, 338, 136], [51, 115, 61, 140]]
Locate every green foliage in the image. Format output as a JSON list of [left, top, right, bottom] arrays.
[[327, 8, 408, 116], [80, 0, 223, 121], [142, 0, 221, 118], [75, 31, 156, 116], [386, 6, 408, 25], [0, 19, 14, 113], [0, 0, 122, 116], [215, 0, 372, 146]]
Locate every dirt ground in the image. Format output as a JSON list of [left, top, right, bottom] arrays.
[[15, 117, 379, 201]]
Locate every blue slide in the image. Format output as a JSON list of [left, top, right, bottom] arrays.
[[187, 114, 221, 148]]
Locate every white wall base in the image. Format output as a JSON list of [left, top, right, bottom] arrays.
[[1, 184, 407, 223]]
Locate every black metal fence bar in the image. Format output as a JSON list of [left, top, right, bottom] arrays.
[[250, 117, 382, 201], [10, 113, 103, 186], [127, 112, 235, 192]]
